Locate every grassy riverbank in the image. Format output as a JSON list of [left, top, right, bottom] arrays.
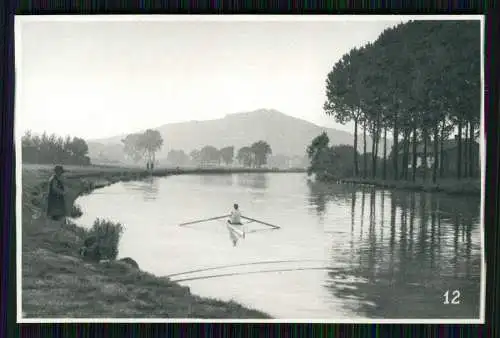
[[336, 177, 481, 196], [21, 165, 271, 318]]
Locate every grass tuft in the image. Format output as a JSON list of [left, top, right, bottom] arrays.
[[82, 219, 123, 261], [70, 204, 83, 218]]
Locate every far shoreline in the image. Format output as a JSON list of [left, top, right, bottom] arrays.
[[23, 163, 480, 197], [330, 177, 481, 197]]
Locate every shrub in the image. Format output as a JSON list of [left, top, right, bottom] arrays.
[[83, 218, 124, 261], [70, 204, 83, 218]]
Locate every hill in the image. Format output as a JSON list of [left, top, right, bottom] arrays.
[[87, 109, 386, 165]]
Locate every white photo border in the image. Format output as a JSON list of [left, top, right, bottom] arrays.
[[15, 14, 486, 324]]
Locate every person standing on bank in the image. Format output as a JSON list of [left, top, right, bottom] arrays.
[[46, 165, 67, 226]]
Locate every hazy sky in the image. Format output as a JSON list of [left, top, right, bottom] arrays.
[[16, 16, 405, 140]]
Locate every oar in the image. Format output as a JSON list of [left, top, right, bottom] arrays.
[[246, 228, 279, 234], [241, 215, 281, 229], [179, 214, 229, 227]]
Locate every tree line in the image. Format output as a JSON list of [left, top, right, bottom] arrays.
[[267, 154, 310, 170], [22, 131, 91, 165], [167, 141, 273, 168], [317, 20, 480, 183], [121, 129, 164, 168], [307, 134, 357, 180]]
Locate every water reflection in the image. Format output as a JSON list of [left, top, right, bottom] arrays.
[[122, 177, 160, 201], [199, 174, 234, 187], [236, 173, 268, 190], [307, 183, 481, 319], [308, 183, 329, 215], [142, 178, 160, 201], [306, 180, 351, 215]]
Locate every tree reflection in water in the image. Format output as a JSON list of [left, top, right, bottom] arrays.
[[200, 174, 234, 187], [122, 177, 160, 202], [236, 173, 268, 190], [142, 177, 160, 201], [307, 182, 481, 319]]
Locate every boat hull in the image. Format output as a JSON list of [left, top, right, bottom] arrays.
[[226, 222, 245, 238]]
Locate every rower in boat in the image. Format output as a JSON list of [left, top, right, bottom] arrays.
[[227, 203, 243, 246], [228, 204, 242, 225], [178, 208, 280, 245]]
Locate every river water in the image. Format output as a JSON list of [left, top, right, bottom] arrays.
[[75, 173, 482, 320]]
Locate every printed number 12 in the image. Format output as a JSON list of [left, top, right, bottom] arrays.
[[443, 290, 460, 304]]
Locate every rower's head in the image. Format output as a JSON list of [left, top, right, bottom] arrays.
[[234, 204, 239, 210]]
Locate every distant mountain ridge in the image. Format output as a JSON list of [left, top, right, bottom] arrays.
[[87, 109, 385, 164]]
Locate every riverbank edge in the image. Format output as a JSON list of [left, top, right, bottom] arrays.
[[333, 177, 481, 196], [22, 166, 272, 319]]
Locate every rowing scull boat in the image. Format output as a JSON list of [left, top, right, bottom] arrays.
[[226, 222, 245, 238], [179, 214, 280, 240]]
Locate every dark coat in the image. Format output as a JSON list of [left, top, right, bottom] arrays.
[[46, 175, 66, 218]]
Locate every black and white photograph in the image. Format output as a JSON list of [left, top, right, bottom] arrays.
[[16, 15, 485, 322]]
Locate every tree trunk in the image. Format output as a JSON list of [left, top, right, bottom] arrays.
[[383, 126, 387, 180], [354, 118, 359, 177], [403, 130, 410, 180], [406, 131, 412, 179], [401, 132, 407, 180], [432, 125, 439, 184], [439, 120, 445, 178], [363, 121, 367, 179], [423, 130, 428, 181], [371, 124, 377, 179], [393, 110, 399, 181], [412, 126, 417, 182], [464, 123, 469, 178], [469, 122, 475, 178], [374, 116, 381, 178], [457, 120, 463, 180]]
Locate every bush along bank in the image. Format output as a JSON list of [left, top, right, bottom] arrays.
[[334, 177, 481, 196], [22, 167, 271, 318]]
